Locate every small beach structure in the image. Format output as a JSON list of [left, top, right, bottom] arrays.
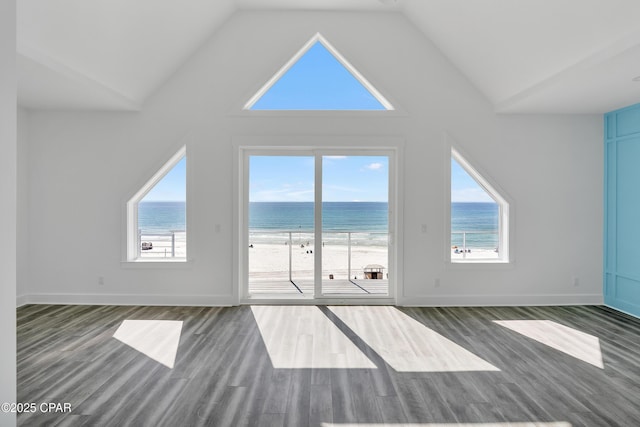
[[364, 264, 384, 279]]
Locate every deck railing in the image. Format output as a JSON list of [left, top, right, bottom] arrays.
[[248, 230, 388, 281], [138, 229, 185, 258], [451, 230, 499, 259]]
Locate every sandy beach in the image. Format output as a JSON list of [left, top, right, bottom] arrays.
[[139, 231, 187, 259], [137, 232, 498, 266], [450, 247, 500, 261], [249, 242, 388, 281]]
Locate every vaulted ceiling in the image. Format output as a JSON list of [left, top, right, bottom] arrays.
[[17, 0, 640, 113]]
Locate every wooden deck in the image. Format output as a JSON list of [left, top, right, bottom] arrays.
[[249, 279, 389, 295]]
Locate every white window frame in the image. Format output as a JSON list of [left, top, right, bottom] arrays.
[[242, 32, 395, 112], [447, 145, 511, 264], [125, 145, 188, 263], [232, 135, 404, 305]]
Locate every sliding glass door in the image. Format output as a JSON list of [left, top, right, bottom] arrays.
[[321, 155, 389, 296], [248, 155, 315, 295], [245, 151, 392, 299]]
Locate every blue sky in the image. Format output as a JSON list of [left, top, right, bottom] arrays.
[[250, 156, 388, 202], [141, 47, 491, 204], [143, 156, 493, 203], [251, 41, 385, 110], [451, 158, 493, 203], [142, 157, 186, 202]]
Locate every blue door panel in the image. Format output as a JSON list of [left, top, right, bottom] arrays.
[[605, 103, 640, 318]]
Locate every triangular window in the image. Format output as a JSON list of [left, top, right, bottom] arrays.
[[450, 148, 509, 263], [126, 146, 187, 261], [245, 34, 393, 111]]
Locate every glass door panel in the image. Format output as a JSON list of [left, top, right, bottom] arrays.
[[321, 156, 389, 296], [248, 156, 315, 295]]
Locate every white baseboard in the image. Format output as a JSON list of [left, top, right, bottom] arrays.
[[18, 293, 237, 307], [16, 295, 29, 308], [397, 293, 604, 307], [18, 292, 604, 308]]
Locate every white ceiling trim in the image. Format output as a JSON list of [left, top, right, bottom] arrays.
[[496, 30, 640, 113], [16, 1, 640, 113], [18, 41, 141, 111], [17, 0, 238, 111]]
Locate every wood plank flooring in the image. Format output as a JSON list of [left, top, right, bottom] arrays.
[[16, 304, 640, 426]]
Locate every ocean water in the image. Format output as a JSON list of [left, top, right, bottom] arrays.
[[138, 201, 498, 249], [249, 202, 388, 246], [451, 202, 498, 249], [138, 201, 186, 232], [249, 202, 388, 232]]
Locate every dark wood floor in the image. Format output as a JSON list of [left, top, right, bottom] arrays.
[[17, 304, 640, 426]]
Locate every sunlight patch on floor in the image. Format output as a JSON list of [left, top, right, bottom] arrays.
[[251, 306, 376, 369], [329, 306, 500, 372], [322, 423, 572, 427], [494, 320, 604, 369], [113, 319, 183, 369]]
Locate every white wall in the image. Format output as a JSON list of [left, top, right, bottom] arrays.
[[404, 115, 603, 305], [17, 108, 29, 304], [1, 0, 17, 423], [23, 11, 603, 306]]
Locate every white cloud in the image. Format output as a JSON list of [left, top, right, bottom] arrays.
[[252, 186, 314, 202], [365, 162, 384, 170]]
